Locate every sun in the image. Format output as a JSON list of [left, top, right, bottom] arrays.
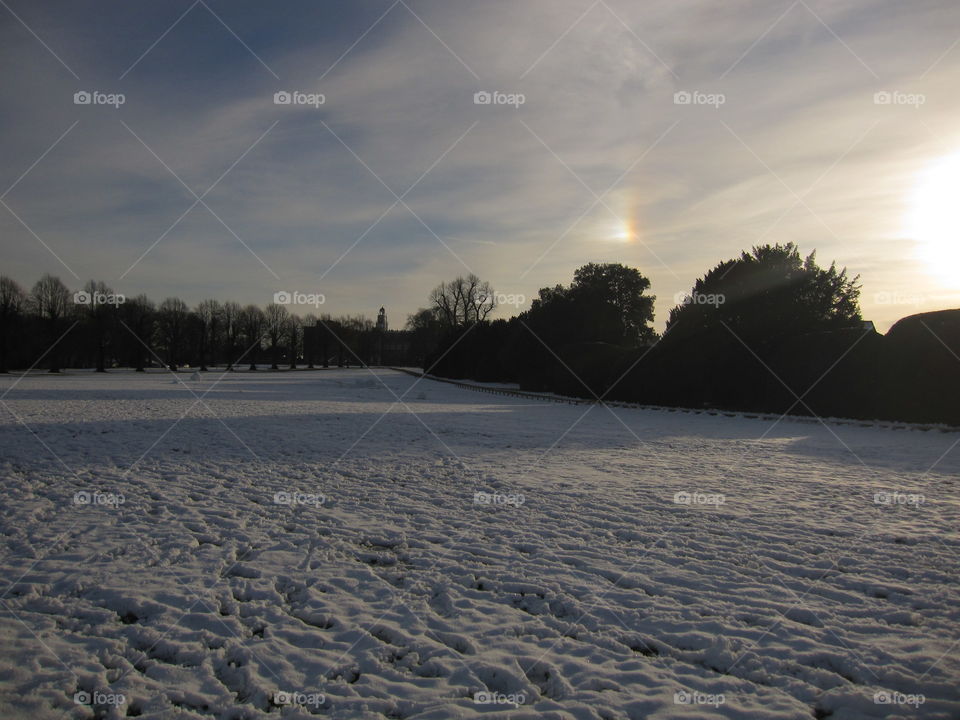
[[907, 152, 960, 287]]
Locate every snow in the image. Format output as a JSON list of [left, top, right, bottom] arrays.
[[0, 368, 957, 719]]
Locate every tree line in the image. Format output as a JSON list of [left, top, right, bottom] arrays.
[[421, 245, 960, 426], [3, 245, 958, 425], [0, 274, 394, 373]]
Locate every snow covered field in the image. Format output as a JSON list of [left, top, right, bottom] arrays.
[[0, 368, 957, 720]]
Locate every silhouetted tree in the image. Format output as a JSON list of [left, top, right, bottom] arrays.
[[240, 305, 265, 370], [156, 298, 190, 370], [264, 303, 289, 370], [30, 274, 71, 372], [430, 274, 495, 328], [0, 277, 26, 373], [120, 294, 154, 371]]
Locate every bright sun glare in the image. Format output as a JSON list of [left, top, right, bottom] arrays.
[[907, 152, 960, 287]]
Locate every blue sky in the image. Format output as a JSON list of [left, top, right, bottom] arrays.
[[2, 0, 959, 330]]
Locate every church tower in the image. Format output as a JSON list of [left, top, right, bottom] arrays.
[[376, 306, 388, 332]]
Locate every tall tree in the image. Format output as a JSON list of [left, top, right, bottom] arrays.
[[430, 274, 496, 328], [665, 243, 861, 344], [264, 303, 289, 370], [156, 298, 190, 371], [0, 277, 26, 373], [221, 301, 241, 371], [239, 305, 265, 370], [30, 274, 71, 372], [196, 299, 221, 371], [120, 294, 154, 371]]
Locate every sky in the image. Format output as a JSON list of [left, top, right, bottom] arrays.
[[1, 0, 959, 331]]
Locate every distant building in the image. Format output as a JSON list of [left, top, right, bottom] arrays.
[[376, 307, 388, 332]]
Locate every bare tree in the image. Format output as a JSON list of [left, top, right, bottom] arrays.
[[287, 314, 301, 369], [120, 294, 154, 371], [156, 298, 189, 371], [221, 301, 241, 371], [429, 274, 496, 329], [0, 277, 26, 373], [239, 304, 265, 370], [264, 303, 290, 370], [30, 274, 71, 372], [196, 299, 221, 371]]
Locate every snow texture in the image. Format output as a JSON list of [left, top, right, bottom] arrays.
[[0, 368, 957, 719]]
